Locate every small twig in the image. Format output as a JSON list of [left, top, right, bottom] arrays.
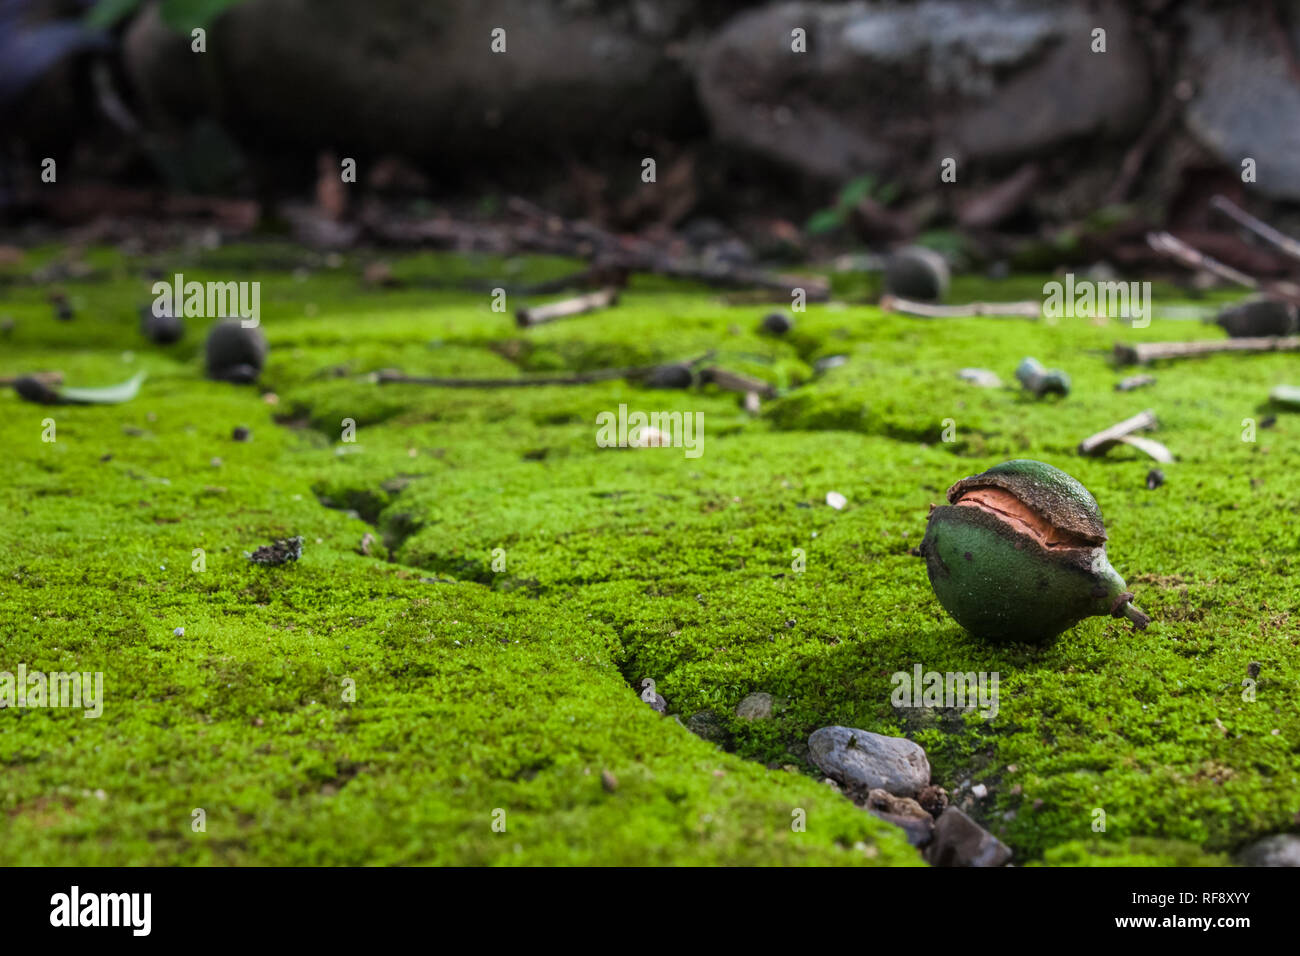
[[1210, 195, 1300, 264], [515, 287, 620, 328], [699, 367, 777, 399], [375, 354, 713, 389], [1079, 410, 1158, 456], [1115, 336, 1300, 365], [879, 295, 1041, 319], [1146, 231, 1258, 289], [1115, 374, 1157, 392]]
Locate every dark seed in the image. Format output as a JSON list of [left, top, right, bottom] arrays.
[[760, 311, 793, 335], [232, 426, 251, 442], [1146, 468, 1165, 490], [643, 363, 693, 389], [1247, 661, 1261, 679], [205, 320, 268, 383], [140, 305, 184, 344], [13, 376, 60, 404]]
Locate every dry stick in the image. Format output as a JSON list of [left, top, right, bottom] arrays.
[[1079, 409, 1158, 456], [879, 295, 1041, 319], [699, 367, 777, 399], [1115, 374, 1157, 392], [375, 353, 714, 389], [0, 371, 63, 387], [1210, 195, 1300, 264], [516, 287, 620, 328], [1114, 335, 1300, 365], [1146, 231, 1258, 289]]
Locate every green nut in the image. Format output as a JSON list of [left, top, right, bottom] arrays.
[[917, 459, 1149, 642]]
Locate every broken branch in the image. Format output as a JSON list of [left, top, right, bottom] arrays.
[[1210, 195, 1300, 264], [515, 287, 620, 328], [1079, 409, 1158, 456], [879, 295, 1040, 319], [1115, 336, 1300, 365]]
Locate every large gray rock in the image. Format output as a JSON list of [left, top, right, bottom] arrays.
[[807, 725, 930, 797], [696, 0, 1151, 184], [122, 0, 700, 171], [1182, 6, 1300, 201], [1237, 835, 1300, 867]]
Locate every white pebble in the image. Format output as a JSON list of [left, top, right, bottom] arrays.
[[972, 783, 988, 799], [826, 491, 847, 510], [173, 627, 185, 637]]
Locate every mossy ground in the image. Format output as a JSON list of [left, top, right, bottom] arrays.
[[1, 244, 1296, 865]]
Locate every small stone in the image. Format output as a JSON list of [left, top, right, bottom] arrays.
[[871, 809, 934, 847], [246, 535, 304, 566], [760, 310, 793, 335], [172, 627, 185, 637], [686, 710, 732, 747], [140, 306, 185, 344], [924, 807, 1013, 867], [813, 354, 848, 374], [807, 725, 930, 798], [884, 246, 950, 302], [205, 320, 269, 383], [1236, 834, 1300, 867], [864, 788, 930, 821], [958, 367, 1002, 388], [51, 293, 74, 321], [630, 425, 669, 448], [736, 692, 773, 720], [639, 679, 667, 713], [232, 426, 252, 442], [1216, 297, 1298, 338], [826, 491, 847, 510], [600, 769, 618, 793], [917, 784, 949, 817], [971, 783, 988, 799]]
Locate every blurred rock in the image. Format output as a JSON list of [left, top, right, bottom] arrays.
[[122, 0, 701, 182], [924, 807, 1013, 867], [1183, 5, 1300, 201], [696, 1, 1150, 185]]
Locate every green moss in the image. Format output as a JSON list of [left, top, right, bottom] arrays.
[[0, 247, 1295, 865]]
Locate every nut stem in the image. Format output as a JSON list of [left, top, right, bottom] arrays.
[[1120, 602, 1151, 630]]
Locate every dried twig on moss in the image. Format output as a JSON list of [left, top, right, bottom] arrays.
[[516, 287, 620, 327], [1115, 336, 1300, 365], [375, 353, 714, 389], [1147, 230, 1300, 305], [698, 367, 777, 399], [879, 295, 1040, 319], [1210, 195, 1300, 264], [1146, 231, 1258, 289], [1078, 409, 1158, 456]]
